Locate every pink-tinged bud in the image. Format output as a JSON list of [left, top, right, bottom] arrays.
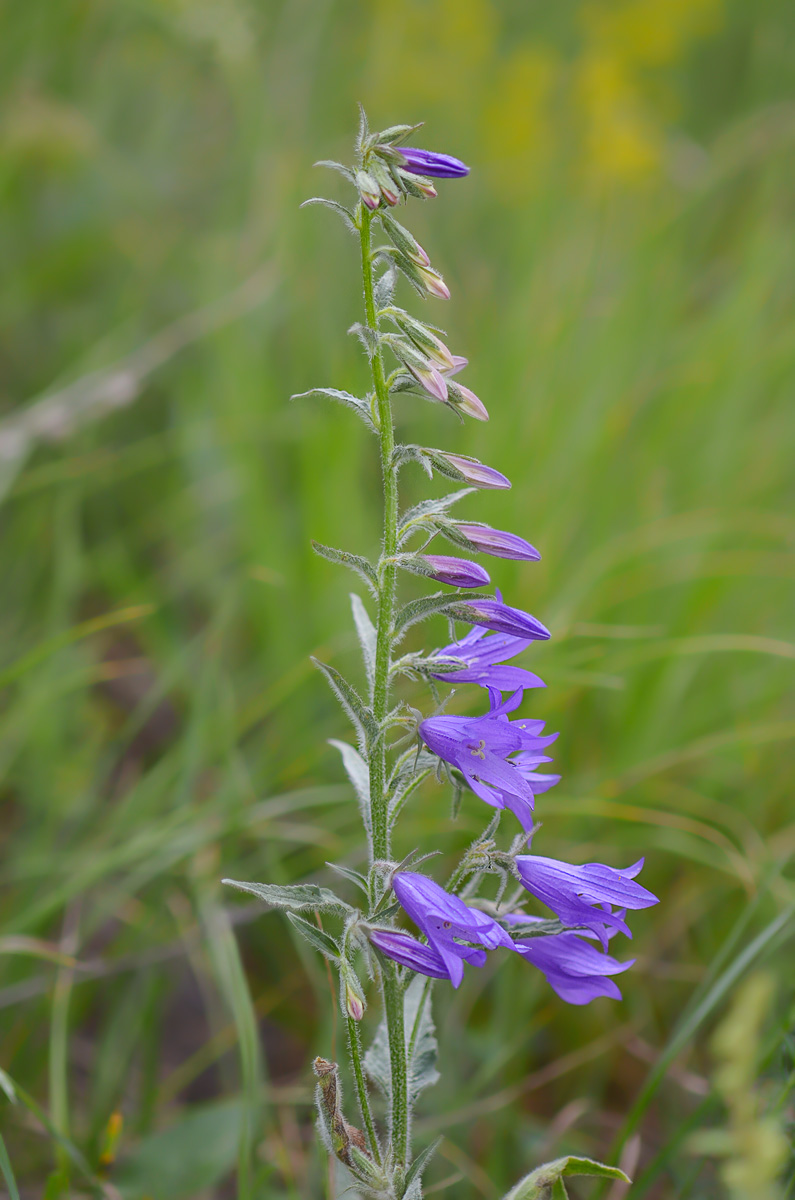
[[380, 183, 400, 207], [413, 177, 438, 198], [422, 555, 491, 588], [355, 170, 380, 210], [417, 266, 450, 299], [412, 241, 431, 267], [345, 981, 365, 1021], [435, 452, 511, 490], [444, 355, 469, 376], [409, 362, 448, 402], [455, 524, 541, 561], [451, 385, 489, 422]]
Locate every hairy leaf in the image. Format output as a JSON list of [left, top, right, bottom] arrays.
[[350, 592, 377, 692], [312, 658, 378, 751], [326, 862, 369, 897], [292, 388, 377, 433], [222, 879, 352, 915], [314, 158, 355, 183], [299, 197, 357, 233], [373, 266, 396, 310], [348, 322, 380, 359], [393, 592, 489, 638], [328, 739, 371, 841], [286, 912, 341, 961], [403, 1136, 443, 1199], [400, 488, 475, 530], [406, 976, 439, 1106], [312, 542, 378, 595]]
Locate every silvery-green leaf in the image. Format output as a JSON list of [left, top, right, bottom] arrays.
[[350, 592, 377, 693], [348, 322, 380, 359], [222, 879, 352, 915], [399, 488, 475, 531], [406, 976, 439, 1106], [312, 658, 378, 753], [291, 387, 377, 433], [312, 541, 378, 596], [314, 159, 355, 183], [286, 912, 341, 961], [403, 1136, 443, 1199], [326, 862, 369, 897], [299, 197, 357, 233], [328, 739, 371, 840], [373, 266, 396, 310]]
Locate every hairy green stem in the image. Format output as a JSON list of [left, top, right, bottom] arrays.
[[347, 1016, 381, 1166], [359, 206, 409, 1170]]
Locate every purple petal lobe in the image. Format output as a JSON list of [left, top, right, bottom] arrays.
[[455, 524, 541, 562], [369, 929, 451, 979]]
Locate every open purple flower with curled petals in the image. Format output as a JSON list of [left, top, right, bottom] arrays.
[[457, 592, 550, 641], [368, 928, 451, 980], [502, 915, 634, 1005], [398, 147, 470, 179], [515, 855, 659, 948], [455, 524, 541, 562], [419, 689, 558, 831], [392, 872, 512, 987], [430, 625, 546, 693], [422, 554, 490, 588]]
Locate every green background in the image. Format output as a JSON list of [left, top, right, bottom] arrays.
[[1, 1, 793, 1197]]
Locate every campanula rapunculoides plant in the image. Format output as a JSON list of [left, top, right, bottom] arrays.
[[224, 110, 657, 1200]]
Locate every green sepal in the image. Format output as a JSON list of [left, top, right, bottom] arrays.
[[373, 122, 423, 146], [286, 912, 341, 961], [393, 592, 490, 638], [350, 592, 377, 694], [326, 861, 370, 897], [403, 1136, 443, 1197], [399, 488, 475, 532], [221, 879, 352, 916], [503, 1156, 630, 1200], [312, 541, 378, 596]]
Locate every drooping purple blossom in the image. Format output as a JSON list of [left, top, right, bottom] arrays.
[[515, 855, 659, 947], [398, 148, 470, 179], [457, 592, 550, 640], [391, 872, 512, 987], [430, 625, 546, 693], [502, 915, 634, 1005], [455, 523, 541, 562], [422, 554, 490, 588], [419, 689, 558, 831], [368, 928, 451, 980]]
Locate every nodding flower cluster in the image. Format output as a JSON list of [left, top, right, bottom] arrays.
[[226, 112, 656, 1195]]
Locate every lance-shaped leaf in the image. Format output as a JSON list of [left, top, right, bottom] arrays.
[[348, 321, 380, 359], [312, 541, 378, 596], [503, 1156, 630, 1200], [314, 158, 355, 183], [350, 593, 377, 693], [312, 658, 379, 752], [399, 488, 475, 532], [327, 862, 370, 897], [287, 912, 341, 961], [300, 197, 357, 234], [328, 739, 371, 842], [403, 1136, 443, 1200], [292, 387, 377, 433], [222, 879, 352, 916], [393, 592, 489, 638], [373, 265, 396, 310]]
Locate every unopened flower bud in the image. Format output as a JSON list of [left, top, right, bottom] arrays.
[[409, 362, 448, 402], [369, 160, 400, 207], [381, 215, 431, 267], [444, 355, 468, 375], [355, 170, 381, 210], [417, 265, 449, 299], [398, 147, 470, 179], [397, 169, 438, 199], [454, 524, 541, 561], [448, 382, 489, 422], [432, 451, 511, 489], [345, 980, 365, 1021], [422, 555, 490, 588]]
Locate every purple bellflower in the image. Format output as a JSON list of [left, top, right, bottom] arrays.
[[455, 523, 541, 562], [391, 872, 512, 987], [430, 625, 546, 693], [515, 854, 659, 947], [422, 555, 490, 588], [502, 915, 634, 1005], [398, 148, 470, 179], [458, 591, 550, 641], [419, 689, 558, 831], [368, 928, 450, 980]]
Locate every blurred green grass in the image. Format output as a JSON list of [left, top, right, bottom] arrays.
[[1, 1, 794, 1197]]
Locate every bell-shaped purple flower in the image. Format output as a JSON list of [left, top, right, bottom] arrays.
[[430, 625, 546, 693], [458, 592, 550, 641], [503, 915, 634, 1005], [368, 928, 451, 980], [515, 855, 659, 947], [398, 147, 470, 179], [392, 872, 512, 988], [419, 690, 559, 831], [455, 524, 541, 562], [422, 554, 490, 588]]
